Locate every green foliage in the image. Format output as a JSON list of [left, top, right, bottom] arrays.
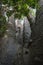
[[7, 10, 14, 17], [14, 0, 39, 18], [24, 0, 39, 8], [1, 0, 39, 18], [0, 0, 39, 37], [1, 0, 8, 4]]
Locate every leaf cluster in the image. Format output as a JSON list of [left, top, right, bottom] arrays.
[[1, 0, 39, 18]]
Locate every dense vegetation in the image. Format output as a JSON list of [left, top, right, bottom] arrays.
[[2, 0, 39, 18], [0, 0, 39, 37]]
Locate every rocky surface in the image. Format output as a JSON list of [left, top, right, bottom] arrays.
[[0, 14, 30, 65], [28, 3, 43, 65]]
